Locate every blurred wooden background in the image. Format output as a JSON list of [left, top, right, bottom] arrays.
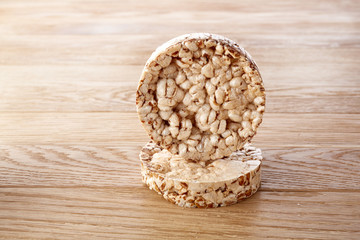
[[0, 0, 359, 239]]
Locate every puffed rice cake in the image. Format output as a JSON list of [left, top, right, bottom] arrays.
[[136, 33, 265, 161], [140, 141, 262, 208]]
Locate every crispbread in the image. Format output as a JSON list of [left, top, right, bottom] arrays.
[[136, 33, 265, 161], [140, 141, 262, 208]]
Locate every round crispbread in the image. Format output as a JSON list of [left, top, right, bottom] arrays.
[[136, 33, 265, 161], [140, 141, 262, 208]]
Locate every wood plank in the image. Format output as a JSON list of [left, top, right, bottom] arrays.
[[261, 147, 360, 190], [0, 188, 359, 239], [0, 45, 359, 113], [1, 0, 358, 14], [0, 145, 359, 191], [0, 112, 147, 145], [0, 112, 359, 146], [256, 113, 360, 147], [1, 35, 360, 65], [1, 0, 359, 13], [0, 0, 358, 49], [1, 17, 358, 49]]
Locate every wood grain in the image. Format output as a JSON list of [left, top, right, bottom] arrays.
[[1, 52, 359, 113], [0, 0, 359, 48], [0, 145, 359, 191], [1, 36, 360, 65], [0, 188, 359, 240], [0, 0, 359, 238]]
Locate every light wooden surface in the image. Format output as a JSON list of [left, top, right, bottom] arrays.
[[0, 0, 359, 239]]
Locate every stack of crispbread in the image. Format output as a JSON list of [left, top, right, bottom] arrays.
[[136, 33, 265, 208]]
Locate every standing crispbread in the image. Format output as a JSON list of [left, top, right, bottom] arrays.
[[136, 33, 265, 161]]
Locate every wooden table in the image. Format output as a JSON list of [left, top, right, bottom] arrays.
[[1, 0, 359, 239]]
